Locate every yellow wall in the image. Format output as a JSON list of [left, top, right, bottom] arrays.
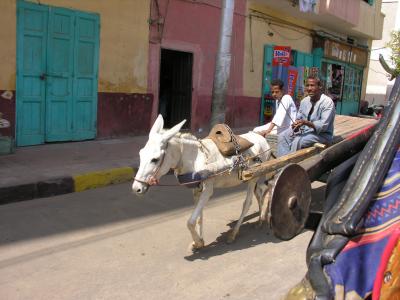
[[0, 0, 17, 91], [0, 0, 150, 93], [243, 2, 314, 97], [361, 39, 373, 101]]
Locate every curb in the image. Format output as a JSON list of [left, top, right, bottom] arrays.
[[0, 167, 137, 205]]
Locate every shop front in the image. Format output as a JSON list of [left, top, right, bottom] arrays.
[[260, 38, 368, 125], [260, 45, 320, 124], [316, 37, 368, 116]]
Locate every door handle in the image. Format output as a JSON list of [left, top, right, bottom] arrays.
[[39, 73, 47, 80]]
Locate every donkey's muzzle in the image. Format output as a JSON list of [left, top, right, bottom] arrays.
[[132, 181, 149, 195]]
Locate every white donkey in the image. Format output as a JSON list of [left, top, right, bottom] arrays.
[[132, 115, 271, 250]]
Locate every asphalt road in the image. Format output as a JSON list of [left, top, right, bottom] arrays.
[[0, 176, 316, 300]]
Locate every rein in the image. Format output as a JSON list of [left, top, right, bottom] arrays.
[[133, 136, 272, 187], [133, 167, 232, 187]]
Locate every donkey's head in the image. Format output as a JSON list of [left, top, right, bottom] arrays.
[[132, 115, 186, 195]]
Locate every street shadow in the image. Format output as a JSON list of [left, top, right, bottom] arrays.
[[305, 182, 326, 231], [0, 176, 249, 246], [0, 174, 321, 248], [310, 183, 326, 213], [184, 220, 285, 261]]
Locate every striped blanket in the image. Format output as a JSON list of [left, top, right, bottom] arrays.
[[324, 148, 400, 299]]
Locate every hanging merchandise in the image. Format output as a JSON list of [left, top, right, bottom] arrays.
[[296, 67, 305, 102], [303, 66, 309, 80], [310, 67, 319, 77], [262, 61, 276, 123], [299, 0, 317, 13], [287, 67, 298, 97], [264, 62, 272, 90], [326, 64, 333, 89]]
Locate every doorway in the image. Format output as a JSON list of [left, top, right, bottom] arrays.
[[321, 61, 344, 114], [158, 49, 193, 129], [321, 60, 362, 115]]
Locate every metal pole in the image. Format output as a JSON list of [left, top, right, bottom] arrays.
[[210, 0, 235, 126]]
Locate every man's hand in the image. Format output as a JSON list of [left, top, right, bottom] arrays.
[[256, 130, 270, 137], [292, 119, 314, 131]]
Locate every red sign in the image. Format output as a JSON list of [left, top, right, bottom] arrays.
[[287, 68, 298, 97], [273, 46, 291, 67]]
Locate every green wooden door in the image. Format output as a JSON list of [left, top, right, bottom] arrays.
[[46, 7, 75, 141], [341, 66, 363, 115], [72, 12, 99, 140], [294, 51, 313, 68], [16, 1, 48, 146], [294, 50, 315, 101], [16, 1, 99, 146], [260, 45, 274, 124]]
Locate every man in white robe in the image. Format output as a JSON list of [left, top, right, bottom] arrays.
[[254, 79, 297, 138]]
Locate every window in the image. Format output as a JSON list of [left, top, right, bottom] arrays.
[[362, 0, 374, 5]]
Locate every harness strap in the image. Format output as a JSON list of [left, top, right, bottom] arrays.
[[222, 124, 248, 171]]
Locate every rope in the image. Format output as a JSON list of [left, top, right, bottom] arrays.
[[133, 167, 232, 187]]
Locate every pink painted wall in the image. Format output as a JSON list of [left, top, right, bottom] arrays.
[[319, 0, 360, 26], [97, 93, 153, 138], [148, 0, 258, 131], [0, 90, 15, 138]]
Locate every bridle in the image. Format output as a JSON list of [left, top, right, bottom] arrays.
[[133, 136, 199, 187], [133, 144, 169, 186]]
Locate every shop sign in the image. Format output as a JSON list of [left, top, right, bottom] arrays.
[[324, 40, 368, 67], [273, 46, 291, 66]]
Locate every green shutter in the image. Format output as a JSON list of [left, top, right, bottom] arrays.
[[260, 45, 274, 123]]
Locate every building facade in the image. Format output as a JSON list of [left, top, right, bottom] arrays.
[[245, 0, 384, 122], [366, 0, 400, 106], [0, 0, 152, 148], [0, 0, 385, 149]]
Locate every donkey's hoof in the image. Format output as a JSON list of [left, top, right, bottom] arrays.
[[255, 220, 264, 229], [226, 231, 237, 244], [189, 239, 205, 251]]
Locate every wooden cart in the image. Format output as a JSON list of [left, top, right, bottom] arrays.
[[241, 115, 378, 240]]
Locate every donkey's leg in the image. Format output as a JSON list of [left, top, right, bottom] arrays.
[[187, 182, 213, 250], [227, 180, 257, 243], [192, 187, 204, 239], [254, 183, 263, 228], [254, 178, 269, 227], [260, 179, 274, 225]]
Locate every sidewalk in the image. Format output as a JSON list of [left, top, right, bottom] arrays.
[[0, 136, 147, 205], [0, 127, 254, 205]]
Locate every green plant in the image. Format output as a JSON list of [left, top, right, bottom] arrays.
[[386, 30, 400, 77]]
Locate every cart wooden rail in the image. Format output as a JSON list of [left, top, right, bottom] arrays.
[[242, 115, 378, 181]]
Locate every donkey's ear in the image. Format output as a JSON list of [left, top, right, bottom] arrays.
[[162, 119, 186, 141], [149, 114, 164, 137]]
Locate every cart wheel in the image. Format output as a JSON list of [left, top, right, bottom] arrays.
[[269, 163, 312, 240]]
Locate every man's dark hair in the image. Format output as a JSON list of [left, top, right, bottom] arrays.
[[270, 79, 284, 90], [306, 75, 322, 87]]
